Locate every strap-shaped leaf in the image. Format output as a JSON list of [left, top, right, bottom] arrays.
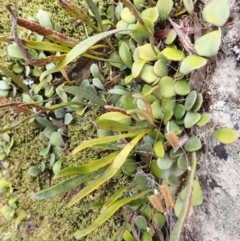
[[31, 172, 99, 201], [170, 152, 197, 241], [72, 131, 146, 155], [73, 190, 151, 239], [54, 151, 120, 178], [40, 29, 127, 81], [67, 130, 150, 207], [63, 86, 106, 107]]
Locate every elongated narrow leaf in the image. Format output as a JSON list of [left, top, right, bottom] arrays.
[[0, 114, 37, 134], [170, 152, 197, 241], [103, 186, 128, 210], [68, 130, 149, 206], [85, 0, 104, 30], [0, 65, 32, 99], [73, 190, 151, 239], [72, 131, 145, 155], [63, 86, 106, 107], [31, 173, 99, 201], [24, 40, 71, 52], [40, 29, 127, 81], [55, 152, 120, 178]]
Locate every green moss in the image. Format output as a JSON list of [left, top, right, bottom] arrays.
[[0, 0, 131, 239], [0, 106, 130, 241]]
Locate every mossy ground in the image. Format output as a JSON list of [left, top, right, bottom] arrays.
[[0, 0, 129, 240]]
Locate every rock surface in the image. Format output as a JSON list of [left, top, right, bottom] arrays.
[[184, 2, 240, 240]]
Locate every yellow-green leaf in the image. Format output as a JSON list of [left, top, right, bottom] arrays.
[[68, 130, 149, 207], [194, 30, 221, 57], [40, 29, 128, 81], [54, 152, 120, 178], [103, 186, 128, 210], [72, 132, 143, 155], [213, 128, 238, 144], [31, 173, 98, 201], [202, 0, 230, 27], [180, 55, 207, 74], [73, 190, 151, 239]]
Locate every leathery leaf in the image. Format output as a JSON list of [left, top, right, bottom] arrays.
[[73, 190, 151, 239], [54, 151, 120, 179], [40, 29, 128, 81], [102, 186, 128, 210], [67, 130, 150, 207], [31, 173, 99, 201], [72, 132, 144, 155]]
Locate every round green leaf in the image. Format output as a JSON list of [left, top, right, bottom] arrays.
[[174, 80, 190, 96], [166, 174, 180, 186], [116, 19, 129, 34], [138, 43, 160, 61], [161, 97, 176, 110], [184, 111, 201, 128], [165, 29, 177, 44], [150, 159, 163, 178], [154, 59, 168, 77], [151, 101, 164, 119], [120, 95, 137, 109], [177, 155, 188, 171], [0, 81, 11, 90], [163, 110, 173, 125], [92, 78, 105, 91], [157, 0, 173, 21], [55, 108, 65, 119], [154, 212, 165, 228], [195, 30, 221, 57], [162, 47, 185, 61], [122, 158, 137, 176], [28, 166, 41, 177], [140, 205, 152, 220], [191, 93, 203, 112], [135, 215, 148, 230], [202, 0, 230, 27], [180, 179, 203, 206], [37, 9, 53, 29], [180, 55, 207, 74], [133, 174, 147, 191], [90, 63, 99, 78], [213, 128, 238, 144], [121, 7, 136, 23], [140, 64, 159, 84], [157, 154, 174, 170], [132, 59, 147, 78], [159, 76, 175, 98], [50, 132, 65, 147], [154, 140, 164, 158], [141, 7, 159, 22], [136, 17, 154, 38], [64, 113, 73, 125], [185, 91, 197, 111], [109, 51, 126, 70], [119, 41, 132, 68], [197, 113, 211, 127], [174, 104, 185, 119], [184, 136, 202, 151], [12, 64, 24, 74]]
